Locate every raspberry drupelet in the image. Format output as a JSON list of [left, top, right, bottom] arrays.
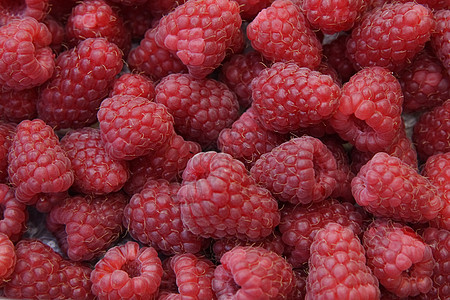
[[431, 9, 450, 76], [0, 232, 15, 285], [0, 88, 38, 123], [110, 73, 155, 100], [0, 122, 15, 183], [0, 184, 27, 243]]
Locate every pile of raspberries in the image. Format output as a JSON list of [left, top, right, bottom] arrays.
[[0, 0, 449, 299]]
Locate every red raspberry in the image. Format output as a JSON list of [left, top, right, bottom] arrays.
[[247, 0, 322, 68], [37, 37, 123, 130], [120, 4, 154, 41], [346, 2, 435, 72], [98, 95, 175, 160], [4, 239, 94, 299], [42, 15, 66, 54], [413, 100, 450, 162], [123, 179, 208, 255], [66, 0, 130, 52], [219, 51, 269, 109], [46, 193, 128, 261], [33, 191, 69, 214], [300, 0, 368, 34], [178, 151, 280, 240], [60, 127, 130, 195], [307, 222, 380, 299], [154, 0, 242, 78], [323, 34, 357, 83], [0, 184, 27, 243], [217, 107, 286, 169], [7, 119, 74, 204], [422, 152, 450, 231], [250, 136, 340, 205], [363, 219, 435, 298], [352, 152, 443, 223], [288, 268, 308, 300], [124, 133, 201, 195], [0, 232, 15, 285], [0, 17, 54, 91], [0, 122, 14, 183], [159, 253, 215, 299], [155, 73, 239, 148], [110, 73, 155, 99], [314, 61, 342, 86], [0, 0, 49, 26], [329, 67, 404, 153], [0, 88, 38, 123], [279, 199, 365, 267], [234, 0, 273, 20], [397, 50, 450, 112], [90, 241, 163, 300], [251, 62, 341, 134], [212, 246, 295, 299], [431, 9, 450, 76]]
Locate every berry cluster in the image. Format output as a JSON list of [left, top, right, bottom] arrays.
[[0, 0, 449, 299]]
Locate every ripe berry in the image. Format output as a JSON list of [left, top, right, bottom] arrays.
[[0, 184, 27, 243], [431, 9, 450, 76], [0, 232, 15, 285], [0, 88, 38, 123]]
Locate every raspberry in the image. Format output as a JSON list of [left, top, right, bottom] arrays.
[[250, 136, 340, 205], [123, 179, 209, 255], [154, 0, 242, 78], [413, 100, 450, 162], [146, 0, 187, 18], [247, 0, 322, 68], [42, 15, 66, 54], [155, 73, 239, 148], [431, 9, 450, 76], [66, 0, 130, 52], [90, 241, 163, 300], [0, 0, 49, 26], [0, 122, 14, 183], [124, 133, 202, 195], [0, 17, 55, 91], [46, 193, 128, 261], [251, 62, 341, 134], [279, 199, 365, 267], [314, 61, 341, 86], [329, 67, 404, 153], [346, 2, 435, 72], [110, 73, 155, 99], [234, 0, 273, 20], [7, 119, 74, 204], [323, 34, 357, 83], [0, 184, 27, 243], [307, 223, 380, 299], [48, 0, 77, 21], [4, 239, 94, 299], [120, 4, 154, 42], [363, 219, 435, 298], [178, 151, 280, 240], [287, 268, 308, 300], [60, 127, 130, 195], [212, 246, 295, 299], [0, 232, 15, 285], [37, 37, 123, 130], [33, 191, 69, 214], [98, 95, 175, 160], [0, 88, 38, 123], [300, 0, 368, 34], [217, 107, 286, 168]]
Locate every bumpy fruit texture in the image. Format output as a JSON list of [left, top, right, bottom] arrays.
[[0, 17, 54, 91], [110, 73, 155, 99], [363, 219, 435, 298], [0, 88, 38, 123], [37, 37, 123, 129], [90, 242, 163, 300], [154, 0, 242, 78], [247, 0, 322, 68], [431, 9, 450, 76], [251, 62, 341, 134], [346, 2, 435, 72], [0, 232, 16, 285], [0, 0, 49, 26], [329, 66, 404, 153], [0, 184, 27, 243], [212, 246, 295, 299], [0, 122, 14, 183], [7, 119, 74, 203], [178, 152, 280, 241], [306, 223, 380, 299]]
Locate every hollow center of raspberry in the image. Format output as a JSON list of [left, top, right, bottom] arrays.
[[121, 260, 141, 278]]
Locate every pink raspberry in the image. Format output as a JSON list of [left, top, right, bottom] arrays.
[[346, 2, 435, 72], [178, 151, 280, 241], [322, 34, 357, 83], [250, 136, 340, 205], [155, 73, 239, 148], [110, 73, 155, 99], [251, 62, 341, 134], [37, 37, 123, 129], [431, 9, 450, 76], [307, 223, 380, 299], [0, 184, 27, 243], [0, 122, 14, 183], [212, 246, 295, 299], [0, 17, 54, 91], [90, 241, 163, 300], [46, 193, 128, 261], [60, 127, 130, 195], [0, 88, 38, 123], [0, 232, 15, 285], [329, 66, 404, 153], [7, 119, 74, 204], [0, 0, 49, 26], [363, 219, 435, 298], [154, 0, 242, 78], [247, 0, 322, 68]]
